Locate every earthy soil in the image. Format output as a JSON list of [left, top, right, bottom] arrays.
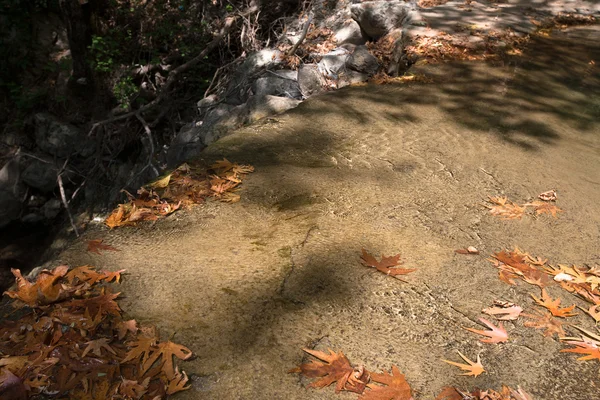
[[53, 27, 600, 399]]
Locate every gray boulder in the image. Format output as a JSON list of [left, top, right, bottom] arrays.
[[252, 70, 301, 99], [318, 49, 350, 78], [335, 19, 368, 46], [298, 64, 326, 97], [168, 95, 301, 166], [42, 198, 62, 219], [347, 45, 380, 75], [22, 160, 60, 192], [34, 113, 85, 158], [338, 70, 370, 88], [225, 49, 284, 105], [0, 155, 22, 197], [350, 1, 417, 40]]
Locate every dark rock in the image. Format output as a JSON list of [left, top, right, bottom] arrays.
[[0, 190, 21, 229], [252, 70, 301, 99], [41, 198, 62, 220], [225, 49, 284, 105], [34, 113, 93, 158], [347, 45, 380, 75], [298, 64, 326, 97], [21, 159, 60, 192]]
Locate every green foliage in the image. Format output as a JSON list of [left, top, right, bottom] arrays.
[[89, 35, 119, 73], [112, 76, 138, 109]]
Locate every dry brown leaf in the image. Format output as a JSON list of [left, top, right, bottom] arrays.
[[531, 289, 577, 318], [561, 338, 600, 361], [360, 365, 414, 400], [4, 266, 71, 307], [523, 309, 566, 337], [524, 201, 563, 217], [360, 249, 416, 279], [463, 318, 508, 344], [117, 319, 139, 340], [290, 348, 367, 393], [482, 303, 523, 321], [442, 351, 485, 377], [580, 304, 600, 324], [81, 338, 117, 358], [119, 378, 149, 399], [141, 341, 193, 380], [486, 196, 525, 220], [166, 369, 190, 395]]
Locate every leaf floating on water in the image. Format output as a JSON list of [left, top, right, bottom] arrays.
[[523, 309, 566, 337], [463, 318, 508, 344], [87, 239, 119, 255], [442, 351, 485, 377], [360, 249, 416, 280], [360, 365, 414, 400], [290, 348, 368, 394], [485, 196, 525, 220], [483, 302, 523, 321], [531, 289, 577, 318]]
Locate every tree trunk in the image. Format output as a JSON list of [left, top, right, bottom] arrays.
[[59, 0, 92, 83]]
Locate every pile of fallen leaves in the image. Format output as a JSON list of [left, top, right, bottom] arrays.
[[290, 348, 533, 400], [105, 159, 254, 229], [405, 29, 529, 63], [0, 266, 191, 399], [485, 190, 563, 220], [489, 247, 600, 360]]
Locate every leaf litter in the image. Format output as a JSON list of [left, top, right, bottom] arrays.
[[105, 159, 254, 228], [0, 265, 192, 399], [485, 194, 563, 220]]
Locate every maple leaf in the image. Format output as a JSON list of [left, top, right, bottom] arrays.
[[86, 240, 119, 255], [105, 205, 127, 229], [119, 377, 149, 399], [141, 340, 192, 380], [523, 310, 566, 337], [524, 201, 563, 217], [147, 174, 171, 189], [538, 189, 557, 201], [121, 336, 158, 368], [531, 289, 577, 318], [81, 338, 117, 358], [359, 365, 414, 400], [66, 265, 107, 285], [435, 386, 463, 400], [464, 318, 508, 344], [442, 351, 485, 377], [166, 368, 190, 395], [482, 303, 523, 321], [486, 196, 525, 220], [561, 339, 600, 361], [360, 249, 416, 279], [4, 266, 70, 307], [580, 304, 600, 324], [117, 320, 138, 340], [290, 348, 366, 393], [211, 158, 234, 172]]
